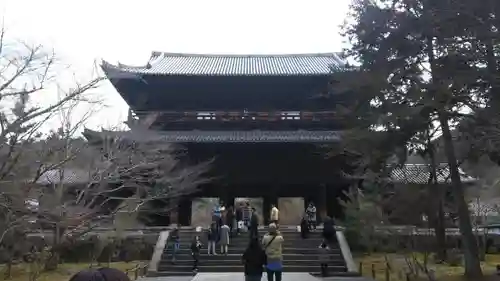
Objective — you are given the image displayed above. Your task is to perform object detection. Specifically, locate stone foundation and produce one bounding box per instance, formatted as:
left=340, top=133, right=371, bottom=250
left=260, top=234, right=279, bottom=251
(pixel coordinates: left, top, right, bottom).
left=278, top=197, right=304, bottom=225
left=190, top=197, right=305, bottom=227
left=191, top=197, right=219, bottom=227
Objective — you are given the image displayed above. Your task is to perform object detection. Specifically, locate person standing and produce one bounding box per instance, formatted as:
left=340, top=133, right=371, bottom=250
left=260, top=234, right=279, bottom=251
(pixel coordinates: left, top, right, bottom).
left=318, top=241, right=330, bottom=277
left=207, top=222, right=218, bottom=255
left=167, top=227, right=180, bottom=263
left=306, top=202, right=317, bottom=231
left=236, top=203, right=243, bottom=235
left=213, top=204, right=222, bottom=231
left=220, top=202, right=226, bottom=225
left=220, top=223, right=230, bottom=255
left=261, top=223, right=284, bottom=281
left=242, top=238, right=266, bottom=281
left=300, top=216, right=310, bottom=239
left=249, top=207, right=259, bottom=239
left=226, top=206, right=235, bottom=236
left=242, top=201, right=252, bottom=231
left=270, top=204, right=279, bottom=226
left=190, top=236, right=202, bottom=272
left=322, top=216, right=336, bottom=247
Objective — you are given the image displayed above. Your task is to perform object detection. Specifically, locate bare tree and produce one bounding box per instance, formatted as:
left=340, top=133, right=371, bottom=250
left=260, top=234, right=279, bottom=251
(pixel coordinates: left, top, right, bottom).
left=0, top=26, right=102, bottom=277
left=29, top=112, right=211, bottom=269
left=0, top=26, right=210, bottom=272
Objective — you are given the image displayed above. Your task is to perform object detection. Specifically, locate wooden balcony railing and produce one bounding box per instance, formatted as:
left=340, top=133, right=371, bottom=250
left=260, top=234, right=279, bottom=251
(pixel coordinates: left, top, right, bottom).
left=133, top=110, right=340, bottom=123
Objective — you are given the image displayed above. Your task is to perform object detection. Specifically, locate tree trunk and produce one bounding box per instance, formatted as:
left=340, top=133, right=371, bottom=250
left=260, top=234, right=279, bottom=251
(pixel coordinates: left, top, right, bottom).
left=317, top=184, right=328, bottom=223
left=438, top=111, right=482, bottom=278
left=426, top=135, right=447, bottom=262
left=435, top=197, right=447, bottom=262
left=484, top=17, right=500, bottom=108
left=45, top=225, right=61, bottom=271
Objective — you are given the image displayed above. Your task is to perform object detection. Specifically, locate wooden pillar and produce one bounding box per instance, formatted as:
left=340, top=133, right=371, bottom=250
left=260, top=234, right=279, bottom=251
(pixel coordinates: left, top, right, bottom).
left=227, top=195, right=236, bottom=208
left=317, top=184, right=327, bottom=224
left=219, top=187, right=235, bottom=208
left=263, top=192, right=278, bottom=225
left=177, top=196, right=192, bottom=226
left=263, top=196, right=271, bottom=226
left=304, top=194, right=314, bottom=210
left=169, top=209, right=178, bottom=225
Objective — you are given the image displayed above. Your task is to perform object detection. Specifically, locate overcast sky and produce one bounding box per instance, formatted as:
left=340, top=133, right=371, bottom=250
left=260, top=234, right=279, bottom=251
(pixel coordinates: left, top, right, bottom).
left=1, top=0, right=350, bottom=131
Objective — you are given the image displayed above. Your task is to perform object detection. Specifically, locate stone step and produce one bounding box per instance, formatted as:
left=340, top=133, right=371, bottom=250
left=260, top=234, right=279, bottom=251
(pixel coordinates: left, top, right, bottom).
left=159, top=258, right=346, bottom=267
left=178, top=231, right=324, bottom=236
left=156, top=264, right=348, bottom=273
left=168, top=234, right=333, bottom=240
left=167, top=236, right=326, bottom=242
left=160, top=253, right=344, bottom=261
left=158, top=228, right=348, bottom=276
left=180, top=237, right=330, bottom=244
left=147, top=271, right=196, bottom=277
left=175, top=230, right=320, bottom=236
left=149, top=271, right=359, bottom=277
left=164, top=241, right=330, bottom=249
left=163, top=247, right=342, bottom=255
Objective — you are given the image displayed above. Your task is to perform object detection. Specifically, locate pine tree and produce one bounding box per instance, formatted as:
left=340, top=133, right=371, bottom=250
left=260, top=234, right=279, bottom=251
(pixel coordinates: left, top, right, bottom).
left=338, top=0, right=497, bottom=277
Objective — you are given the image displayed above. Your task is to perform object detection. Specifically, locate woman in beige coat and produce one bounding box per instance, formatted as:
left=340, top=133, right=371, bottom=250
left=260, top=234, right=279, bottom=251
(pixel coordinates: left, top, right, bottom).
left=261, top=223, right=284, bottom=281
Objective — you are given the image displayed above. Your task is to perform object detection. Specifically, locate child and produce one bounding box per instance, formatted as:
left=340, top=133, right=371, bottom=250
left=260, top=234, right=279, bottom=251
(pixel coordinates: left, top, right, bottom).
left=190, top=236, right=202, bottom=272
left=219, top=224, right=230, bottom=255
left=207, top=222, right=218, bottom=255
left=319, top=241, right=330, bottom=277
left=168, top=227, right=180, bottom=263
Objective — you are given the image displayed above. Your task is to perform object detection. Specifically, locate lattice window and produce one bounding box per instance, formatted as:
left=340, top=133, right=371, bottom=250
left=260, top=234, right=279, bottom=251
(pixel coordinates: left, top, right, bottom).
left=280, top=111, right=301, bottom=120
left=196, top=112, right=216, bottom=120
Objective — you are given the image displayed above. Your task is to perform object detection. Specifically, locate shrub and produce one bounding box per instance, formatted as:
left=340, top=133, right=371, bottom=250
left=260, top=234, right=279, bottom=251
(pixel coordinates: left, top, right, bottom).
left=445, top=248, right=463, bottom=266
left=58, top=235, right=156, bottom=263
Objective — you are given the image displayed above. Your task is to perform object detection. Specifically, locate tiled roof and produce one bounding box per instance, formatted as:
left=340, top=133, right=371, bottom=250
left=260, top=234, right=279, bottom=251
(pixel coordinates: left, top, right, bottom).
left=84, top=129, right=341, bottom=143
left=390, top=164, right=476, bottom=184
left=102, top=52, right=345, bottom=76
left=36, top=168, right=92, bottom=185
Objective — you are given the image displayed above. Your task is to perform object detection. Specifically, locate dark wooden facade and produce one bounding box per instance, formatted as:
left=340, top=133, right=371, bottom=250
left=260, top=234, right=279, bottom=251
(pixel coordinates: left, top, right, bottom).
left=101, top=52, right=351, bottom=226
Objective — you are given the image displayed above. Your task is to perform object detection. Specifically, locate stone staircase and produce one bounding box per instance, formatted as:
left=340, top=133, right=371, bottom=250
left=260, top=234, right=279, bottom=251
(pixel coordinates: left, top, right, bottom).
left=151, top=227, right=356, bottom=277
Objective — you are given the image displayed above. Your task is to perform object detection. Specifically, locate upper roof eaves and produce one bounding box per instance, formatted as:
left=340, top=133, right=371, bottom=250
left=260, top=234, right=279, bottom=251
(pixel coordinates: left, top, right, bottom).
left=101, top=51, right=346, bottom=77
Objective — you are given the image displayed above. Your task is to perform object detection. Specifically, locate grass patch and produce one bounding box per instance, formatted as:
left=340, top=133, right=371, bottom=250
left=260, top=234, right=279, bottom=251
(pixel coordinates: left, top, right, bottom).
left=355, top=253, right=499, bottom=281
left=0, top=261, right=148, bottom=281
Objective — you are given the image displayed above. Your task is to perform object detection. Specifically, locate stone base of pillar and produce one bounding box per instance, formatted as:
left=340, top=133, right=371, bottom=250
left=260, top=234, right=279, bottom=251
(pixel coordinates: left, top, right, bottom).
left=278, top=197, right=304, bottom=225
left=169, top=210, right=178, bottom=225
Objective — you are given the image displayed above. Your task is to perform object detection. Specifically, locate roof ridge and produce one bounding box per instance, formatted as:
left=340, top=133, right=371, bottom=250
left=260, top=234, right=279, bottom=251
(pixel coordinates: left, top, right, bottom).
left=150, top=51, right=340, bottom=58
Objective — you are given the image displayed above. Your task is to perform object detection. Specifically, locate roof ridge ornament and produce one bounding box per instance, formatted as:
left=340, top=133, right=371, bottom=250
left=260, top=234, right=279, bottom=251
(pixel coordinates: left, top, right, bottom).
left=148, top=52, right=166, bottom=67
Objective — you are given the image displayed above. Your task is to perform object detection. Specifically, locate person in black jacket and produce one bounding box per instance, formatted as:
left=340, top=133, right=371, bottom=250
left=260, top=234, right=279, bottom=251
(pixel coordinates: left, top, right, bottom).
left=69, top=268, right=130, bottom=281
left=190, top=236, right=202, bottom=272
left=322, top=216, right=336, bottom=246
left=242, top=237, right=266, bottom=281
left=300, top=216, right=309, bottom=239
left=249, top=207, right=259, bottom=239
left=207, top=222, right=218, bottom=255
